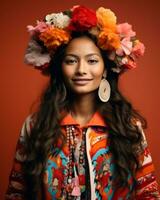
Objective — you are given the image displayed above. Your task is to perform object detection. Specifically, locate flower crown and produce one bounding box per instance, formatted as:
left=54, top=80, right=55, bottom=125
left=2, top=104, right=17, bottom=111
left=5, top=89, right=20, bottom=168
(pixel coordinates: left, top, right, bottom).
left=24, top=5, right=145, bottom=75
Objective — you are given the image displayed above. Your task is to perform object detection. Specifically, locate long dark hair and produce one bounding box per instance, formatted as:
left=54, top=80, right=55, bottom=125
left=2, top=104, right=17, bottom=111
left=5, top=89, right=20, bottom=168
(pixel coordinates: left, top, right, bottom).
left=23, top=32, right=147, bottom=199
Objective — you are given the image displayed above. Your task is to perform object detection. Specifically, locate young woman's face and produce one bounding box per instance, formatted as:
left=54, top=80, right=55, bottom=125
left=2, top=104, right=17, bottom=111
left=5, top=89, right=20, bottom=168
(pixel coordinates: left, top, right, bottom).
left=62, top=36, right=105, bottom=95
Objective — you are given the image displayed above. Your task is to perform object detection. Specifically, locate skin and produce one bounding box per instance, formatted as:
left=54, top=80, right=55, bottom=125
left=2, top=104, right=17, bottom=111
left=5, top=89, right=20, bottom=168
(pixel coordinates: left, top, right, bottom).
left=61, top=36, right=106, bottom=126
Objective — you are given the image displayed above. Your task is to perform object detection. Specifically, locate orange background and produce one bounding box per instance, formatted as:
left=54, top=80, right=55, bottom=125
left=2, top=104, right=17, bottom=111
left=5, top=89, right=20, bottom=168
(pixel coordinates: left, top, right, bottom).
left=1, top=0, right=160, bottom=198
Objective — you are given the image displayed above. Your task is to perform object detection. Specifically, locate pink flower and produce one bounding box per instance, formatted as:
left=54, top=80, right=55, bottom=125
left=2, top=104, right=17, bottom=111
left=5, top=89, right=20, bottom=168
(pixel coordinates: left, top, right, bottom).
left=117, top=23, right=136, bottom=38
left=116, top=37, right=133, bottom=56
left=124, top=59, right=137, bottom=69
left=27, top=21, right=48, bottom=36
left=108, top=51, right=116, bottom=60
left=132, top=41, right=145, bottom=58
left=71, top=5, right=80, bottom=11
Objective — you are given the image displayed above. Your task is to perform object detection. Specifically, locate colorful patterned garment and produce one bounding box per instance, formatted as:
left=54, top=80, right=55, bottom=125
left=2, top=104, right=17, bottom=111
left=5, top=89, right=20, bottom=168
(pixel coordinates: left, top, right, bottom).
left=5, top=112, right=160, bottom=199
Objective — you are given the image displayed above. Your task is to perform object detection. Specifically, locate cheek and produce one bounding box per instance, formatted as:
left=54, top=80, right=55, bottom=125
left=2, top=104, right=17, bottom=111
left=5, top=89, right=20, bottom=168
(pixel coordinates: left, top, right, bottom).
left=91, top=64, right=104, bottom=79
left=62, top=65, right=74, bottom=79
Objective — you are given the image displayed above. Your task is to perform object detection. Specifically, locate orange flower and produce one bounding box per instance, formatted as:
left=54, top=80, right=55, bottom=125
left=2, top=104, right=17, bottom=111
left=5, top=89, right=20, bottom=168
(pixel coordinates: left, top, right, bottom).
left=96, top=7, right=117, bottom=31
left=39, top=27, right=70, bottom=50
left=98, top=29, right=120, bottom=50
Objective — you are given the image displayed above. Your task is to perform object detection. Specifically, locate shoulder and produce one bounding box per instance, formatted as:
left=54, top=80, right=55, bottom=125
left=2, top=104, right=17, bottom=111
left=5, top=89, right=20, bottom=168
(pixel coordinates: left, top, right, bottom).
left=20, top=113, right=36, bottom=137
left=130, top=118, right=148, bottom=155
left=131, top=118, right=147, bottom=141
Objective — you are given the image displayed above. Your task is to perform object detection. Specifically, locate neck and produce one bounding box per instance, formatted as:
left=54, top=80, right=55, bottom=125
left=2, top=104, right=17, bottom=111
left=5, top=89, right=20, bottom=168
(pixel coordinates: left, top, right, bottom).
left=69, top=92, right=98, bottom=126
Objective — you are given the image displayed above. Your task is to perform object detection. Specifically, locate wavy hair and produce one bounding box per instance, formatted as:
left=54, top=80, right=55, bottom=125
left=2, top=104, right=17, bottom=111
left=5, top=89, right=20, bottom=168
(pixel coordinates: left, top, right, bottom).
left=23, top=32, right=147, bottom=199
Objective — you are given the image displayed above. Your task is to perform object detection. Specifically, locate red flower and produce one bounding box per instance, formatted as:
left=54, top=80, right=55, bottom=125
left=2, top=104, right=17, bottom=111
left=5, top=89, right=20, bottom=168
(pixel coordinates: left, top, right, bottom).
left=68, top=6, right=97, bottom=31
left=95, top=156, right=104, bottom=171
left=124, top=58, right=137, bottom=69
left=53, top=169, right=63, bottom=183
left=100, top=172, right=110, bottom=187
left=79, top=174, right=85, bottom=185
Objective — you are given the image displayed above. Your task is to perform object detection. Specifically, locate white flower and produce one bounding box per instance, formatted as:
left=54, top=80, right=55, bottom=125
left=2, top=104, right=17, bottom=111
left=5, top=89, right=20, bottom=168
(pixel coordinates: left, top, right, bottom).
left=45, top=12, right=70, bottom=28
left=121, top=57, right=128, bottom=64
left=24, top=40, right=51, bottom=67
left=111, top=66, right=121, bottom=73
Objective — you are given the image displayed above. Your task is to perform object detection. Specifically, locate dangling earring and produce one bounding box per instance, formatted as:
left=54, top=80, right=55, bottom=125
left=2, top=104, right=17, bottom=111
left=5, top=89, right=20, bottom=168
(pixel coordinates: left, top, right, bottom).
left=98, top=70, right=111, bottom=102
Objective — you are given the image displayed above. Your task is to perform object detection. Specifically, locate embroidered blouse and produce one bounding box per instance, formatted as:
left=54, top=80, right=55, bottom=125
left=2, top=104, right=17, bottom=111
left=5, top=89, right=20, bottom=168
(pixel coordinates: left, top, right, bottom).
left=5, top=112, right=160, bottom=199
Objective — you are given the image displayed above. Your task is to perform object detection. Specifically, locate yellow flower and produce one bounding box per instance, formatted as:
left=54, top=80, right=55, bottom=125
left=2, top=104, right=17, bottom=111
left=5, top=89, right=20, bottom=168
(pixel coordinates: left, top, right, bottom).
left=96, top=7, right=117, bottom=31
left=98, top=29, right=120, bottom=50
left=39, top=27, right=70, bottom=50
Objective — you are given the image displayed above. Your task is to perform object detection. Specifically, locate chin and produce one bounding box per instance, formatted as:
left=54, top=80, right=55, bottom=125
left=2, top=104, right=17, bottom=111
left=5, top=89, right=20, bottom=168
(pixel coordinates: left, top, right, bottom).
left=70, top=87, right=98, bottom=95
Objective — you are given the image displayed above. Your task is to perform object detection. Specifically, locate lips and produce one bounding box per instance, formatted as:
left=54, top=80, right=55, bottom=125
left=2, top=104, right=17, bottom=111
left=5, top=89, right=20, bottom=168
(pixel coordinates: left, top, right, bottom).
left=72, top=78, right=93, bottom=85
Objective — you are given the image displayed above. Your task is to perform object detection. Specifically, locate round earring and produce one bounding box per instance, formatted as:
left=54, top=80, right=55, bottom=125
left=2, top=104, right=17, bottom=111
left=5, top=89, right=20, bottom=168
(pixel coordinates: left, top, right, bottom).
left=98, top=71, right=111, bottom=102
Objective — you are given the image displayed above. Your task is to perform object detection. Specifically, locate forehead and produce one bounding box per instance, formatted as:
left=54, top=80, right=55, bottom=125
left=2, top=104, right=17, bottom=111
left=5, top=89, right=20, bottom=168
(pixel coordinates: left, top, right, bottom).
left=64, top=36, right=101, bottom=56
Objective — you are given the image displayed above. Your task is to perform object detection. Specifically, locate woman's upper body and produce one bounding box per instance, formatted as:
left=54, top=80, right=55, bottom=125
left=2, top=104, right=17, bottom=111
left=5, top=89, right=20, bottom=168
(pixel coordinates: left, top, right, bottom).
left=6, top=5, right=160, bottom=200
left=6, top=112, right=160, bottom=199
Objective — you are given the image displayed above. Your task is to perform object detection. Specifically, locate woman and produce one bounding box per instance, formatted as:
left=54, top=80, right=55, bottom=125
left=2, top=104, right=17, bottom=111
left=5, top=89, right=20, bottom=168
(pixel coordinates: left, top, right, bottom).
left=6, top=5, right=160, bottom=200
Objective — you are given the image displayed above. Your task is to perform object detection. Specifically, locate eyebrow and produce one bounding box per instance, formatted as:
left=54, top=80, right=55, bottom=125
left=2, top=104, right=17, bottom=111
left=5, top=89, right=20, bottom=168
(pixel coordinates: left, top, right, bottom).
left=64, top=53, right=101, bottom=58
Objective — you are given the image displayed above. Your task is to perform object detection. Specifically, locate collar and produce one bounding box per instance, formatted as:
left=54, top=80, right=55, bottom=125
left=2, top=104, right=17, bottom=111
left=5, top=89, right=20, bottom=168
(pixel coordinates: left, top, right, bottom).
left=60, top=111, right=107, bottom=128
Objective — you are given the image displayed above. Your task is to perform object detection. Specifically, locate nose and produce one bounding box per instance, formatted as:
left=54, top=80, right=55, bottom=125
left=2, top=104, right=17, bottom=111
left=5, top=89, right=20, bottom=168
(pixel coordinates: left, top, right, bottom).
left=76, top=60, right=87, bottom=75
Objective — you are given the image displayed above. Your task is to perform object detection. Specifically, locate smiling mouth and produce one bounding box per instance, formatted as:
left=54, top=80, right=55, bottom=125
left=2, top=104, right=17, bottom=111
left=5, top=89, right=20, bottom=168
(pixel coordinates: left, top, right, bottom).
left=72, top=78, right=93, bottom=85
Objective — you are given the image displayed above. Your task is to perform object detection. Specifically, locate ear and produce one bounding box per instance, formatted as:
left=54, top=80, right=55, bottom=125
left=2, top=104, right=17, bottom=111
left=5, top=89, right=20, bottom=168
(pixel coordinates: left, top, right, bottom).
left=102, top=69, right=107, bottom=78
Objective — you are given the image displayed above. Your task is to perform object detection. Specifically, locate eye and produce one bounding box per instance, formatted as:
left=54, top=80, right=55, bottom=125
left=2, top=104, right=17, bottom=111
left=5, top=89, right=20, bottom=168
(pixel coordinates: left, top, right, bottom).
left=88, top=59, right=99, bottom=64
left=64, top=58, right=77, bottom=65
